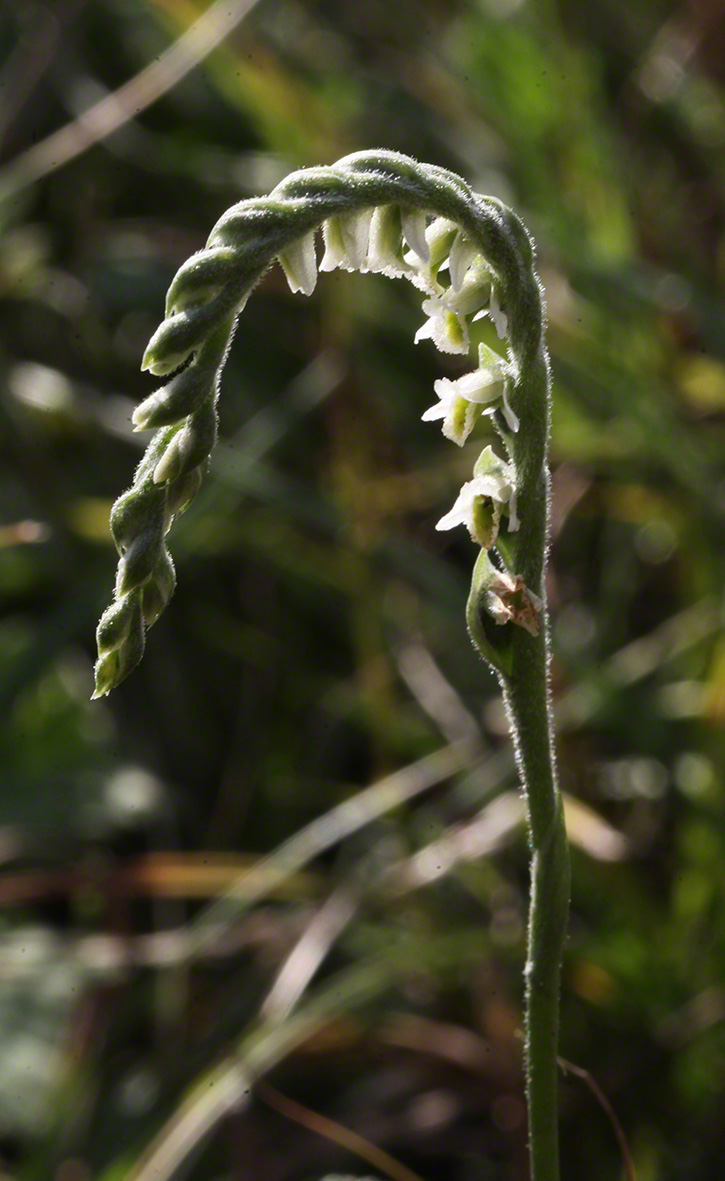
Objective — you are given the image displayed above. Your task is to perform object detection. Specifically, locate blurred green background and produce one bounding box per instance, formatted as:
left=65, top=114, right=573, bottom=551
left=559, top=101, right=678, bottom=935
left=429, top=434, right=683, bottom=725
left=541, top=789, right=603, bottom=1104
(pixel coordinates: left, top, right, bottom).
left=0, top=1, right=724, bottom=1178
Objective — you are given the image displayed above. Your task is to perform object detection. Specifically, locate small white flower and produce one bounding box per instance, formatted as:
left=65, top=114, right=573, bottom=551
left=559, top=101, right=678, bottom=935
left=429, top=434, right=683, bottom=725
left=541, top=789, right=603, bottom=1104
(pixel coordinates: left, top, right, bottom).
left=421, top=351, right=510, bottom=444
left=422, top=387, right=482, bottom=446
left=448, top=232, right=478, bottom=292
left=319, top=216, right=347, bottom=272
left=446, top=257, right=492, bottom=316
left=415, top=295, right=469, bottom=355
left=476, top=342, right=519, bottom=433
left=436, top=447, right=517, bottom=547
left=366, top=205, right=405, bottom=275
left=340, top=208, right=373, bottom=269
left=401, top=209, right=430, bottom=263
left=320, top=210, right=373, bottom=272
left=473, top=443, right=518, bottom=530
left=278, top=231, right=317, bottom=296
left=425, top=218, right=458, bottom=268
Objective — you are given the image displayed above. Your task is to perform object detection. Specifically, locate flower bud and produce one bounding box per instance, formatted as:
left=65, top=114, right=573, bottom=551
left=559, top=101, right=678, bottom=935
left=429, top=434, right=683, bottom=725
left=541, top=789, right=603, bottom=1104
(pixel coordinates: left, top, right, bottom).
left=166, top=465, right=203, bottom=520
left=115, top=515, right=165, bottom=597
left=165, top=247, right=236, bottom=316
left=141, top=548, right=176, bottom=627
left=153, top=399, right=217, bottom=485
left=92, top=592, right=145, bottom=697
left=132, top=361, right=216, bottom=431
left=110, top=482, right=166, bottom=555
left=142, top=304, right=221, bottom=376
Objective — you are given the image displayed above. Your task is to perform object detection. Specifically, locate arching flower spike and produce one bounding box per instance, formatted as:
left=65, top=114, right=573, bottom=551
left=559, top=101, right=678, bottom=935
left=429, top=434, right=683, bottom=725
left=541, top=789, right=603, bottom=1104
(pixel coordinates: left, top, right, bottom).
left=91, top=150, right=569, bottom=1181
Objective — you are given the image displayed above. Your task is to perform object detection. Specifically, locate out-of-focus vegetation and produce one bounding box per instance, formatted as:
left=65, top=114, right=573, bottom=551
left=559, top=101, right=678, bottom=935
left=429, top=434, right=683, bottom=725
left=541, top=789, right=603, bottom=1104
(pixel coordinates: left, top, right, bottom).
left=0, top=1, right=724, bottom=1178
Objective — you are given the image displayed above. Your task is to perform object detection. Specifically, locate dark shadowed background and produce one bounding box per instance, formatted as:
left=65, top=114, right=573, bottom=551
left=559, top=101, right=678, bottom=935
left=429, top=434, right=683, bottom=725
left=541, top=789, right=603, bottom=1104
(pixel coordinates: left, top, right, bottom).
left=1, top=1, right=724, bottom=1178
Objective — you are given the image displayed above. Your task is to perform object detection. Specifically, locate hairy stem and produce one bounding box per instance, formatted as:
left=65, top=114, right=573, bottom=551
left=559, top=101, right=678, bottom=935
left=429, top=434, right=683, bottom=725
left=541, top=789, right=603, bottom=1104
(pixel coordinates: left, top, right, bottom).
left=472, top=266, right=570, bottom=1178
left=505, top=655, right=570, bottom=1180
left=94, top=149, right=571, bottom=1178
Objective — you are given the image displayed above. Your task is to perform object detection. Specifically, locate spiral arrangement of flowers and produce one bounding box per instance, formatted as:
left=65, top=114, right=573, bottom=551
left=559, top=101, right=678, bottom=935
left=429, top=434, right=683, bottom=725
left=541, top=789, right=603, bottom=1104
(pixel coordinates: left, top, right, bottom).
left=94, top=150, right=547, bottom=698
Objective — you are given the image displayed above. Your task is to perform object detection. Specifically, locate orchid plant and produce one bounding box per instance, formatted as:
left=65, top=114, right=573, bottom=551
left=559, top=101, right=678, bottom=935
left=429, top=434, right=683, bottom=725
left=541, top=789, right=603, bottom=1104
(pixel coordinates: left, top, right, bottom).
left=92, top=151, right=570, bottom=1181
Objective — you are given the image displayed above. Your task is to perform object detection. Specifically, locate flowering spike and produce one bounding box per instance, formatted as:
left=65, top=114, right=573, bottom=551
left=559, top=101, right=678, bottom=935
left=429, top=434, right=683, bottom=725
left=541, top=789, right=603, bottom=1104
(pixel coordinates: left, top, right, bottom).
left=94, top=152, right=542, bottom=700
left=91, top=151, right=566, bottom=1181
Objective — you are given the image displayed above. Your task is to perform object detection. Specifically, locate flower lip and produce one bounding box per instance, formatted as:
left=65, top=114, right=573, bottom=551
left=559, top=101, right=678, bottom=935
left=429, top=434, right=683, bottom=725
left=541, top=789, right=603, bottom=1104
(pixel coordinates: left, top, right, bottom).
left=414, top=295, right=470, bottom=355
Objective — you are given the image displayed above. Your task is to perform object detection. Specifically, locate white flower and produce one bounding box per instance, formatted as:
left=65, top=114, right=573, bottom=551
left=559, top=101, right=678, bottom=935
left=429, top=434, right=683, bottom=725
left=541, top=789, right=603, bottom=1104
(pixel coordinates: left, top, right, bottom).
left=448, top=232, right=478, bottom=292
left=476, top=343, right=519, bottom=433
left=339, top=207, right=372, bottom=268
left=445, top=256, right=492, bottom=316
left=425, top=218, right=458, bottom=269
left=366, top=205, right=404, bottom=275
left=320, top=209, right=373, bottom=272
left=319, top=216, right=347, bottom=272
left=436, top=446, right=518, bottom=547
left=473, top=443, right=518, bottom=530
left=278, top=231, right=317, bottom=296
left=401, top=209, right=430, bottom=263
left=415, top=295, right=469, bottom=355
left=421, top=351, right=510, bottom=445
left=422, top=386, right=482, bottom=446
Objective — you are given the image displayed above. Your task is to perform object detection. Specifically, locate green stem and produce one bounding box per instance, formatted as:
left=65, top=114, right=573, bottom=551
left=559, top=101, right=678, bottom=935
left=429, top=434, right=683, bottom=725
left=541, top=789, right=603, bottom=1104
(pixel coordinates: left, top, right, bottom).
left=503, top=227, right=569, bottom=1181
left=468, top=232, right=570, bottom=1176
left=505, top=649, right=570, bottom=1181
